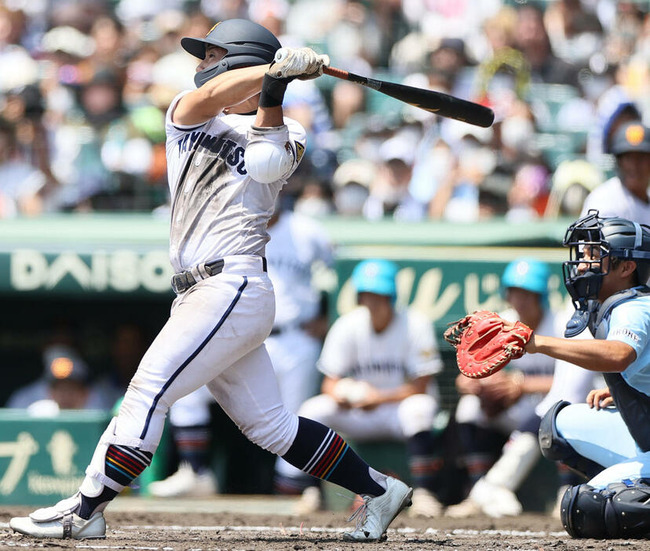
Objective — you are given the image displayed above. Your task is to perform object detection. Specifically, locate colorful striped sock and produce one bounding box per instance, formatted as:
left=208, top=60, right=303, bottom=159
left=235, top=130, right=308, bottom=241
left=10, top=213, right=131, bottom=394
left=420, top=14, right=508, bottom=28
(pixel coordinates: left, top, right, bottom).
left=407, top=431, right=443, bottom=490
left=105, top=445, right=153, bottom=487
left=173, top=424, right=211, bottom=473
left=281, top=417, right=386, bottom=497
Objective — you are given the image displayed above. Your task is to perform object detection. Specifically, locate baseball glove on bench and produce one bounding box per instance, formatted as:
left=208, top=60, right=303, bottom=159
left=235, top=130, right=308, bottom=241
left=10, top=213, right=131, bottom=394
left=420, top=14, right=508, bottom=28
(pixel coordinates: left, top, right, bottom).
left=443, top=310, right=533, bottom=379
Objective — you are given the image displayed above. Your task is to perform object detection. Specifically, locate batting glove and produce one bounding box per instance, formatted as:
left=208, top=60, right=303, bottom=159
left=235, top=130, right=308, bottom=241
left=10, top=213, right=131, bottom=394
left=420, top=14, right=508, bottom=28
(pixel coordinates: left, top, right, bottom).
left=268, top=47, right=330, bottom=81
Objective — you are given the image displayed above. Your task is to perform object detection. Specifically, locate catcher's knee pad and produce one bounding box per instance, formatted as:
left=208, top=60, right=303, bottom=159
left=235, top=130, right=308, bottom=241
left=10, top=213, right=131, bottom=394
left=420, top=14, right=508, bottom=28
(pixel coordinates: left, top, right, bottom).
left=397, top=393, right=437, bottom=437
left=539, top=400, right=603, bottom=479
left=561, top=481, right=650, bottom=539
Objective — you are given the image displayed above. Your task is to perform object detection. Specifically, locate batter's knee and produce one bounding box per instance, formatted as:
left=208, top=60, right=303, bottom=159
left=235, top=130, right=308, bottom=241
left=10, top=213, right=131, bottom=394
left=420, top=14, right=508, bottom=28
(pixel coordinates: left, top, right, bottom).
left=238, top=405, right=299, bottom=456
left=397, top=393, right=438, bottom=437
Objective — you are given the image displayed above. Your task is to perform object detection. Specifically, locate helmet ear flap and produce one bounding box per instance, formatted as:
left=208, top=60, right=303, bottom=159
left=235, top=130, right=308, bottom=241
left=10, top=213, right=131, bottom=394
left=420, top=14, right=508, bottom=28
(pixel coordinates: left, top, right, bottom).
left=194, top=60, right=229, bottom=87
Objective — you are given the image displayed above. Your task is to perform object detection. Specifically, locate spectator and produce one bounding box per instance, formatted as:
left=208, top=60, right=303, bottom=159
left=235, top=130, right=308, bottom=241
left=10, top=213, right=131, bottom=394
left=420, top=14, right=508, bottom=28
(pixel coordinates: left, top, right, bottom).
left=363, top=134, right=424, bottom=221
left=511, top=4, right=580, bottom=86
left=505, top=162, right=550, bottom=223
left=276, top=259, right=446, bottom=518
left=331, top=158, right=374, bottom=217
left=0, top=118, right=47, bottom=217
left=544, top=158, right=602, bottom=218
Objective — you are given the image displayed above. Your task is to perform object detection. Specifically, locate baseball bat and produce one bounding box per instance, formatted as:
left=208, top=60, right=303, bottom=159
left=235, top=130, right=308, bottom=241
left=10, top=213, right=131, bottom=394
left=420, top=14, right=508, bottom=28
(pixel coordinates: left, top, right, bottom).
left=323, top=66, right=495, bottom=128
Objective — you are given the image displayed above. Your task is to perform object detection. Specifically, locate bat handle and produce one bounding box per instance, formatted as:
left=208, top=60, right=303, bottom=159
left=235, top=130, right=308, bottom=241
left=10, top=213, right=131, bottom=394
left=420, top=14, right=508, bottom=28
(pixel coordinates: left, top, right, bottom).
left=322, top=66, right=349, bottom=80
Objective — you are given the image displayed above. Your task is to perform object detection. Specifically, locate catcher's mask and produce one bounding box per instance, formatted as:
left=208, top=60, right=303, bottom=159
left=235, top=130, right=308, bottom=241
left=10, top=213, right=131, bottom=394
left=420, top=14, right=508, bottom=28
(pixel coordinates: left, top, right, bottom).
left=181, top=19, right=281, bottom=88
left=562, top=210, right=650, bottom=335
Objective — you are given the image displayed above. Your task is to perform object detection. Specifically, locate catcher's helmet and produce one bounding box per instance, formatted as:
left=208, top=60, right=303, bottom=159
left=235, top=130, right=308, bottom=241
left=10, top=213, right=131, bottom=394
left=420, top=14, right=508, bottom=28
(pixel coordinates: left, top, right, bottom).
left=501, top=257, right=550, bottom=305
left=610, top=121, right=650, bottom=156
left=352, top=259, right=399, bottom=300
left=562, top=209, right=650, bottom=304
left=181, top=19, right=281, bottom=87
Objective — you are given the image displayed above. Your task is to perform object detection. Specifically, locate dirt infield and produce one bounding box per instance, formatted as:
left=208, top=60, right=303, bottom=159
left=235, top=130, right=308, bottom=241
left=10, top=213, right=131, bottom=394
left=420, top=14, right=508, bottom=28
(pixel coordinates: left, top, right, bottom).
left=2, top=499, right=650, bottom=550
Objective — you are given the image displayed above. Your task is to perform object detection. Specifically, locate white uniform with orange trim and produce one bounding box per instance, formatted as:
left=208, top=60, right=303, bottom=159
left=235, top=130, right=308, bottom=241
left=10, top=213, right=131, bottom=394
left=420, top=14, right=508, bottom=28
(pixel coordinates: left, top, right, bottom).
left=94, top=92, right=308, bottom=472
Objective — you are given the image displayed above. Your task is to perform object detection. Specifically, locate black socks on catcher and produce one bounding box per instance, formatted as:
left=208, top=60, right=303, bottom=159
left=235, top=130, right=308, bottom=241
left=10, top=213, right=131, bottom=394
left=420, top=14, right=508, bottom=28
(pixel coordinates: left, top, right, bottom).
left=282, top=417, right=387, bottom=497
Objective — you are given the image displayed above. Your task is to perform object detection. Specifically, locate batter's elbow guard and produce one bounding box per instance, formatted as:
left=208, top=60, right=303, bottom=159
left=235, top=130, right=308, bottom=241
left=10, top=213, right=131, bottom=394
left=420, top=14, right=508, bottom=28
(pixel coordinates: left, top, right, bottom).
left=245, top=125, right=295, bottom=183
left=538, top=400, right=603, bottom=479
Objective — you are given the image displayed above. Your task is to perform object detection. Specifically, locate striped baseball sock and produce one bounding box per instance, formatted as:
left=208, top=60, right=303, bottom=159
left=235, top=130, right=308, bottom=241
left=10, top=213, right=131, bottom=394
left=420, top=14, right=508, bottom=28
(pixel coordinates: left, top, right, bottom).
left=78, top=445, right=153, bottom=520
left=407, top=431, right=443, bottom=490
left=281, top=417, right=387, bottom=497
left=104, top=444, right=153, bottom=487
left=173, top=424, right=211, bottom=473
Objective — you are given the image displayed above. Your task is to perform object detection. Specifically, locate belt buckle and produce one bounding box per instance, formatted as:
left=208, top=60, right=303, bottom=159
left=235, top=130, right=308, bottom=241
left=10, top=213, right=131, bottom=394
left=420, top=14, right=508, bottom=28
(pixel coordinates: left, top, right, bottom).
left=171, top=272, right=193, bottom=294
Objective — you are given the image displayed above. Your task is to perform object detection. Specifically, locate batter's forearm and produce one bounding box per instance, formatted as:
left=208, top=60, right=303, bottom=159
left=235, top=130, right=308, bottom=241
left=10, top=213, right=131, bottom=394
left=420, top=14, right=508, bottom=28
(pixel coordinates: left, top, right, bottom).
left=175, top=65, right=270, bottom=125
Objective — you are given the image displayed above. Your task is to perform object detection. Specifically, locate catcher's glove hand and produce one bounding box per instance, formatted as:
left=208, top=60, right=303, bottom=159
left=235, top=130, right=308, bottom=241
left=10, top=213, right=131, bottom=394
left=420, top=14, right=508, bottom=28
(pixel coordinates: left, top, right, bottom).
left=443, top=310, right=533, bottom=379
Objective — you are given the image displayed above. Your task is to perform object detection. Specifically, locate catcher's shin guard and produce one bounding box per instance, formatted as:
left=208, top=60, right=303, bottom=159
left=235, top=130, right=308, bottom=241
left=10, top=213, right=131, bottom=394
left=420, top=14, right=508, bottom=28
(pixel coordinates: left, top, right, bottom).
left=561, top=481, right=650, bottom=538
left=538, top=401, right=603, bottom=479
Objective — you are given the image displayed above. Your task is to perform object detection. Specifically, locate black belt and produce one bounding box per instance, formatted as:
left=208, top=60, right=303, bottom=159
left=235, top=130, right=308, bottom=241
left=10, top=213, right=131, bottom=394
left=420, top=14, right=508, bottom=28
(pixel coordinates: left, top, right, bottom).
left=171, top=257, right=267, bottom=294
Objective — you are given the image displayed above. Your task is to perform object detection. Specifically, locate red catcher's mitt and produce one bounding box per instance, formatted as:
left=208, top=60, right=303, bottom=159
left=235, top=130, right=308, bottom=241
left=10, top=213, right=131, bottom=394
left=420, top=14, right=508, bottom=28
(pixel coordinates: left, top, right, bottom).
left=443, top=310, right=533, bottom=379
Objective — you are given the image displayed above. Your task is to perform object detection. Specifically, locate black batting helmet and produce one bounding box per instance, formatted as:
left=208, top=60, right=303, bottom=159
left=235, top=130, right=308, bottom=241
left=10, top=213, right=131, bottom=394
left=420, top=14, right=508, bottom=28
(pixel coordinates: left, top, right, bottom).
left=181, top=19, right=281, bottom=88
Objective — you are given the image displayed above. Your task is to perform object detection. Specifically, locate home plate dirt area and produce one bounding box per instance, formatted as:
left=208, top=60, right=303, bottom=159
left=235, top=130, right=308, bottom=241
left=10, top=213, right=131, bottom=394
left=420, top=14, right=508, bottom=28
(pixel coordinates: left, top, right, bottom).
left=2, top=496, right=650, bottom=551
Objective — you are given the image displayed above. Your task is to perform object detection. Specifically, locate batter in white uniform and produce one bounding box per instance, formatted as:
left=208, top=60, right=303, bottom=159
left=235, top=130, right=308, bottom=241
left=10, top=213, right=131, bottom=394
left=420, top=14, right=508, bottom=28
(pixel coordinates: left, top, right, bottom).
left=10, top=20, right=412, bottom=543
left=148, top=199, right=333, bottom=498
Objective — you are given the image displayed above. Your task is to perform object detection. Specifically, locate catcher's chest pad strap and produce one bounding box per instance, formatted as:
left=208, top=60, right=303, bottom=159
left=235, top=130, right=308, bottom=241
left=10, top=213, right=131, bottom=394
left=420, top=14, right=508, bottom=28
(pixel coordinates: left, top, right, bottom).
left=591, top=285, right=650, bottom=339
left=603, top=371, right=650, bottom=452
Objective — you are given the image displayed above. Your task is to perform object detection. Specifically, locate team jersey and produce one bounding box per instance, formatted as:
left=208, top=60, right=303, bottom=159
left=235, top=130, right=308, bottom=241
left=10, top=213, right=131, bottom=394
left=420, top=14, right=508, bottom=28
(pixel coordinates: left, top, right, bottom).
left=266, top=211, right=333, bottom=328
left=600, top=292, right=650, bottom=395
left=165, top=91, right=307, bottom=272
left=317, top=306, right=443, bottom=389
left=581, top=176, right=650, bottom=225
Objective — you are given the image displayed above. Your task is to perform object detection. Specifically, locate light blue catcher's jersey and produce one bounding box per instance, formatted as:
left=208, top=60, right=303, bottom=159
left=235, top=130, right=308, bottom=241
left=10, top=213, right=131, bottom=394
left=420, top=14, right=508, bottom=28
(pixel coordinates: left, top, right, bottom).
left=599, top=292, right=650, bottom=396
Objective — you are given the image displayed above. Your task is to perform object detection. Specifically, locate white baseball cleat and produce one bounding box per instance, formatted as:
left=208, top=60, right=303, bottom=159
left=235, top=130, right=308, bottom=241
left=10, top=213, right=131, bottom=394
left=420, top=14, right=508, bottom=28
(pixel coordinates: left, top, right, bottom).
left=147, top=462, right=218, bottom=498
left=10, top=494, right=106, bottom=540
left=343, top=476, right=413, bottom=542
left=408, top=487, right=444, bottom=518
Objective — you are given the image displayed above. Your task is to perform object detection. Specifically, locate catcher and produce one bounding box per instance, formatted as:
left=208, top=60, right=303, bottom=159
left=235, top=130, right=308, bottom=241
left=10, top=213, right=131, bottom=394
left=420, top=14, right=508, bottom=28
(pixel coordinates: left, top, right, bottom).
left=444, top=257, right=558, bottom=518
left=447, top=211, right=650, bottom=539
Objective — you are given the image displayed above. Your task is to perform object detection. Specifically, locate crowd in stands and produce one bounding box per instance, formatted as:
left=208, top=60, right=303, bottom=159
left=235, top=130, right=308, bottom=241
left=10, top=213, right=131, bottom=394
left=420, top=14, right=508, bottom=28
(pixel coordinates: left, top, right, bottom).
left=0, top=0, right=648, bottom=221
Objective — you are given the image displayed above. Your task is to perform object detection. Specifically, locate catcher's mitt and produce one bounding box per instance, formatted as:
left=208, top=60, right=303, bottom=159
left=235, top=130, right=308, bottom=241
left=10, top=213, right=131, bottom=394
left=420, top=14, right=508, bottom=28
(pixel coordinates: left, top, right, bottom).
left=443, top=310, right=533, bottom=379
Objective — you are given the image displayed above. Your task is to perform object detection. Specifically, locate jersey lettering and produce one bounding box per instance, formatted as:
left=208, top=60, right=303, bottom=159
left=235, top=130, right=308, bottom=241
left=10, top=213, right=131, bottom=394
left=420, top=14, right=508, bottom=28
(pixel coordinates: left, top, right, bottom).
left=177, top=132, right=247, bottom=176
